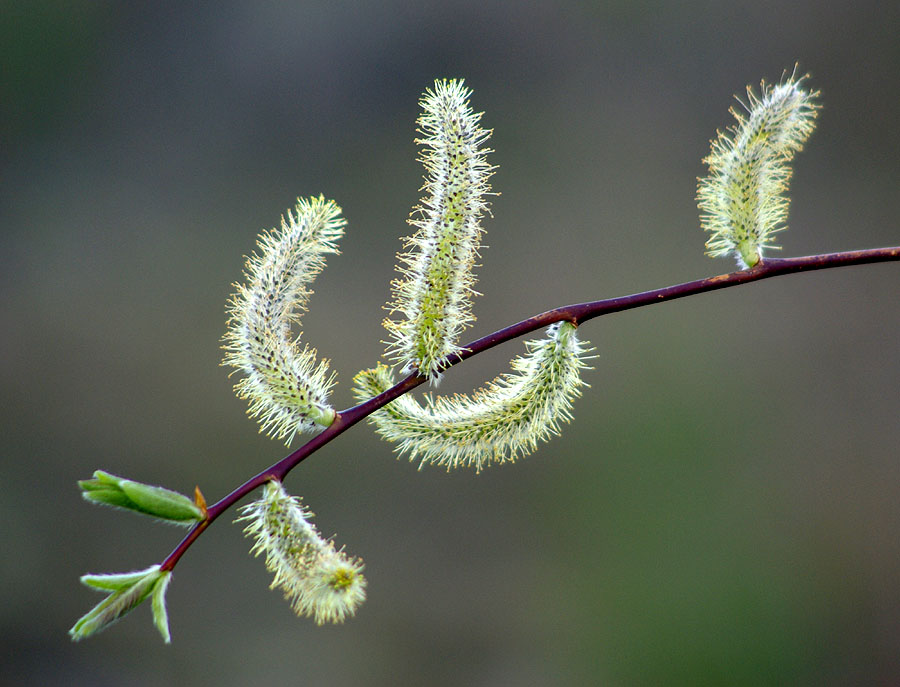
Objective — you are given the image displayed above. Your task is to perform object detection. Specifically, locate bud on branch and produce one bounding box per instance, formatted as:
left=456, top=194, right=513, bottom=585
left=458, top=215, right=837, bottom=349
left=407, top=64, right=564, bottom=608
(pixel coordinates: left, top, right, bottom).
left=79, top=470, right=205, bottom=525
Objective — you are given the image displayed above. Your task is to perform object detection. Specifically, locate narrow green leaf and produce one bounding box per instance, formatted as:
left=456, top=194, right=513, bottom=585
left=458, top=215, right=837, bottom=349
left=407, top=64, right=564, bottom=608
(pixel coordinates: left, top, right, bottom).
left=151, top=572, right=173, bottom=643
left=91, top=470, right=122, bottom=486
left=81, top=487, right=134, bottom=510
left=77, top=478, right=109, bottom=492
left=81, top=570, right=157, bottom=591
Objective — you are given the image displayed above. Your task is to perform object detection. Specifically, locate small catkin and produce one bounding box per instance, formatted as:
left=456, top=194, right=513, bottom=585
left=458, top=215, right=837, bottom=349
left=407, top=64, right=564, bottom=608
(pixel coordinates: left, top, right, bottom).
left=384, top=79, right=494, bottom=380
left=698, top=70, right=819, bottom=267
left=238, top=480, right=366, bottom=625
left=354, top=322, right=592, bottom=472
left=223, top=196, right=345, bottom=443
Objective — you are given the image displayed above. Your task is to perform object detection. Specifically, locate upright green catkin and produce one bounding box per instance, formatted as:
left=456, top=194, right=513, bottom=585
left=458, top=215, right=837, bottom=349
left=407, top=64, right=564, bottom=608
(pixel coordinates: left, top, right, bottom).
left=698, top=70, right=819, bottom=267
left=384, top=79, right=494, bottom=380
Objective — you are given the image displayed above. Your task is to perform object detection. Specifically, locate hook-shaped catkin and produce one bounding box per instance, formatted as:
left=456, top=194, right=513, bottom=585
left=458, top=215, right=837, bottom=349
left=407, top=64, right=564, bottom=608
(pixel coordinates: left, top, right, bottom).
left=355, top=322, right=592, bottom=472
left=384, top=79, right=494, bottom=381
left=223, top=196, right=344, bottom=443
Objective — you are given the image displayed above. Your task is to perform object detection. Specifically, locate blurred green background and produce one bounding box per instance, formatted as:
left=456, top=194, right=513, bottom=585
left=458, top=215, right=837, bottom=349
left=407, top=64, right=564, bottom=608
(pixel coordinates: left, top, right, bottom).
left=2, top=1, right=898, bottom=685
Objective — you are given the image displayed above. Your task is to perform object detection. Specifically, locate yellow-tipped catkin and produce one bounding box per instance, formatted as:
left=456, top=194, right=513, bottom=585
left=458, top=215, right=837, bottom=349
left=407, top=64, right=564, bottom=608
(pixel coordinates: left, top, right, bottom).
left=223, top=196, right=345, bottom=443
left=698, top=70, right=819, bottom=267
left=354, top=322, right=591, bottom=472
left=384, top=79, right=494, bottom=380
left=238, top=480, right=366, bottom=625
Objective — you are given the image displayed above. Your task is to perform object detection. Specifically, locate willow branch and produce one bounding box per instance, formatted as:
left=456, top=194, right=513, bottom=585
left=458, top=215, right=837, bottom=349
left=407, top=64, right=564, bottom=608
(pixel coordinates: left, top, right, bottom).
left=160, top=245, right=899, bottom=571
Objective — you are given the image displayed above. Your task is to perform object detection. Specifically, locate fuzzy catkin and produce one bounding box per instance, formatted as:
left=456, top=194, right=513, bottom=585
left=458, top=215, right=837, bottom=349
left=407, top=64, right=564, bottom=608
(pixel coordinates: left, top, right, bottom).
left=384, top=79, right=494, bottom=380
left=698, top=71, right=818, bottom=267
left=238, top=481, right=366, bottom=625
left=355, top=322, right=591, bottom=471
left=223, top=196, right=344, bottom=443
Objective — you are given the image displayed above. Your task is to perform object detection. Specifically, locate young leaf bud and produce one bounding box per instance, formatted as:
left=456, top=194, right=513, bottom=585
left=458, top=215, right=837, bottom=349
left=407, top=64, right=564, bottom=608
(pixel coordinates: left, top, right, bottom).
left=79, top=470, right=205, bottom=525
left=384, top=79, right=494, bottom=380
left=70, top=565, right=171, bottom=642
left=698, top=69, right=819, bottom=267
left=223, top=196, right=344, bottom=443
left=237, top=480, right=366, bottom=624
left=355, top=321, right=592, bottom=471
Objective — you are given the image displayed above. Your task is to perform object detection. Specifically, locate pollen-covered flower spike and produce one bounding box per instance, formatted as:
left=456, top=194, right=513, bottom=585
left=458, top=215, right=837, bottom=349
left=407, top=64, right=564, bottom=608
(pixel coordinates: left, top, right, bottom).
left=355, top=321, right=592, bottom=472
left=237, top=480, right=366, bottom=625
left=223, top=196, right=345, bottom=443
left=384, top=78, right=494, bottom=381
left=698, top=68, right=819, bottom=268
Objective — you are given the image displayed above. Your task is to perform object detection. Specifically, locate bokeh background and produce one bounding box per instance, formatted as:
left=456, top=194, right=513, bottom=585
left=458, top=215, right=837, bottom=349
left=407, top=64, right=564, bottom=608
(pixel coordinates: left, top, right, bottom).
left=2, top=2, right=898, bottom=685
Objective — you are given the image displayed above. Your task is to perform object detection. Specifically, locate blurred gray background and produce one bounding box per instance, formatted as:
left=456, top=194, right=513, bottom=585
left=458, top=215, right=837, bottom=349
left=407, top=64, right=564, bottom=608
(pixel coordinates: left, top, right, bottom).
left=2, top=1, right=898, bottom=685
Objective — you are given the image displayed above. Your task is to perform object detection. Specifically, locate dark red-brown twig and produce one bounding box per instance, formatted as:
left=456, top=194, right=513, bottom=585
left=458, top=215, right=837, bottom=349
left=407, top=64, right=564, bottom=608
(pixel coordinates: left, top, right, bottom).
left=160, top=245, right=899, bottom=571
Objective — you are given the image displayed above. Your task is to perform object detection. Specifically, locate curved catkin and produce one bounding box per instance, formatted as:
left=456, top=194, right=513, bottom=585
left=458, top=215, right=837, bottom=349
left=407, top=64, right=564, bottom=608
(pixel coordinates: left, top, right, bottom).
left=354, top=322, right=591, bottom=472
left=384, top=79, right=494, bottom=380
left=698, top=71, right=819, bottom=267
left=223, top=196, right=344, bottom=443
left=238, top=481, right=366, bottom=625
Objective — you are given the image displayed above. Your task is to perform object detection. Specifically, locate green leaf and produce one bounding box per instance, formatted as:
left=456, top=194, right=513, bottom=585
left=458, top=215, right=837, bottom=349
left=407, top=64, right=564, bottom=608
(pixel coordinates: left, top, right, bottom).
left=81, top=486, right=134, bottom=510
left=81, top=570, right=158, bottom=591
left=90, top=470, right=122, bottom=486
left=151, top=572, right=173, bottom=643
